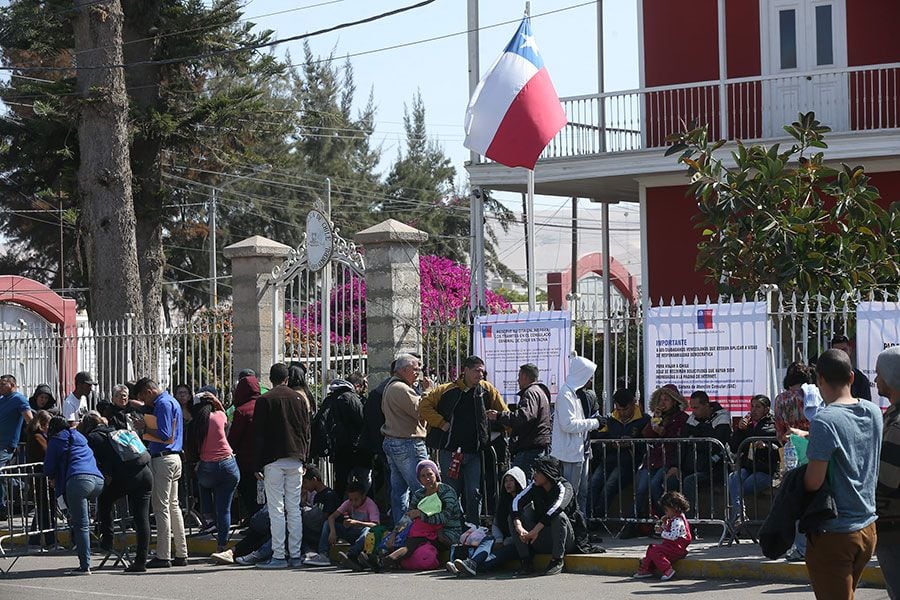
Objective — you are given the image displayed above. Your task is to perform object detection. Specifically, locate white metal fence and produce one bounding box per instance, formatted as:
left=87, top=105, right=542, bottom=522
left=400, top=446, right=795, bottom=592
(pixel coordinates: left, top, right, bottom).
left=0, top=313, right=233, bottom=406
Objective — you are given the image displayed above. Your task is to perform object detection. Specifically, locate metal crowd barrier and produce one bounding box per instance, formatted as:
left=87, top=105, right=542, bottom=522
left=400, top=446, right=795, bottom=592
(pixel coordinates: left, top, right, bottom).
left=0, top=462, right=61, bottom=574
left=725, top=435, right=781, bottom=545
left=587, top=437, right=735, bottom=543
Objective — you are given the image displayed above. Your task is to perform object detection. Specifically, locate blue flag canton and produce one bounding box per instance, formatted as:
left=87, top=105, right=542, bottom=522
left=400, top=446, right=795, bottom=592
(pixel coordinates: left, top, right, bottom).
left=503, top=17, right=545, bottom=70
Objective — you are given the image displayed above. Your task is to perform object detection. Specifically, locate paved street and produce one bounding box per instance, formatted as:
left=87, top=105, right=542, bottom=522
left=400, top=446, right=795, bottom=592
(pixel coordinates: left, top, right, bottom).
left=0, top=555, right=890, bottom=600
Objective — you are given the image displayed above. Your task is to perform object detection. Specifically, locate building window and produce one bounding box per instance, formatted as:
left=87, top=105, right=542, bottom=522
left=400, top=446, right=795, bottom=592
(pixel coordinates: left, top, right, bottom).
left=779, top=9, right=797, bottom=70
left=815, top=5, right=834, bottom=66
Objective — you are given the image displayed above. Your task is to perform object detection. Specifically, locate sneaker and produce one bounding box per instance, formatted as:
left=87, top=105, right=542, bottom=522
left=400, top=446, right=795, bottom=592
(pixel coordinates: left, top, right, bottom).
left=633, top=571, right=654, bottom=579
left=256, top=557, right=288, bottom=569
left=198, top=521, right=217, bottom=535
left=172, top=556, right=188, bottom=567
left=303, top=552, right=331, bottom=567
left=124, top=563, right=146, bottom=573
left=661, top=569, right=676, bottom=581
left=146, top=557, right=171, bottom=569
left=445, top=560, right=459, bottom=575
left=457, top=558, right=477, bottom=577
left=210, top=549, right=234, bottom=565
left=356, top=552, right=373, bottom=571
left=785, top=547, right=805, bottom=562
left=379, top=554, right=397, bottom=571
left=339, top=552, right=362, bottom=571
left=288, top=558, right=305, bottom=568
left=543, top=558, right=564, bottom=576
left=235, top=551, right=262, bottom=566
left=65, top=568, right=91, bottom=576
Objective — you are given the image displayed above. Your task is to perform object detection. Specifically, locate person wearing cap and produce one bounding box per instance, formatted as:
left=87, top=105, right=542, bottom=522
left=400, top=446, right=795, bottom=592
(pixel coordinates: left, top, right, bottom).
left=63, top=371, right=95, bottom=424
left=875, top=345, right=900, bottom=599
left=550, top=356, right=603, bottom=513
left=134, top=377, right=188, bottom=568
left=510, top=455, right=576, bottom=576
left=831, top=334, right=872, bottom=401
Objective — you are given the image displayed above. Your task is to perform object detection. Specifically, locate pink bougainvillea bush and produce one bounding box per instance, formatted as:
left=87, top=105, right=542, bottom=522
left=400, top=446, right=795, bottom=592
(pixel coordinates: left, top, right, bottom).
left=284, top=255, right=511, bottom=354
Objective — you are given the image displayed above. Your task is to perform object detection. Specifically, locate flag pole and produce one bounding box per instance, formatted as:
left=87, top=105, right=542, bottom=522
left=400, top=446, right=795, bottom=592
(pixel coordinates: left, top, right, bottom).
left=527, top=168, right=536, bottom=311
left=524, top=1, right=536, bottom=312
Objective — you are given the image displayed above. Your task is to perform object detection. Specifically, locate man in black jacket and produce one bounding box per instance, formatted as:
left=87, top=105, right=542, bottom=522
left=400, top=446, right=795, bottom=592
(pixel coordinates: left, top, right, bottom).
left=324, top=373, right=371, bottom=500
left=666, top=390, right=732, bottom=518
left=253, top=363, right=311, bottom=569
left=727, top=394, right=777, bottom=525
left=511, top=455, right=576, bottom=576
left=488, top=363, right=551, bottom=475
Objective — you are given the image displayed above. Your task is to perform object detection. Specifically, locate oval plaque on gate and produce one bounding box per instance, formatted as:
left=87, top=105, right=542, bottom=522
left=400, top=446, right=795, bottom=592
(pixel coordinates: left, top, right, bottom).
left=306, top=209, right=334, bottom=272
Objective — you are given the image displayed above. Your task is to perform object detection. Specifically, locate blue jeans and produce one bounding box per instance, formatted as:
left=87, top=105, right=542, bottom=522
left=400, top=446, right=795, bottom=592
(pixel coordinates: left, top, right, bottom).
left=590, top=463, right=635, bottom=518
left=382, top=437, right=427, bottom=525
left=196, top=456, right=240, bottom=547
left=318, top=521, right=368, bottom=557
left=510, top=448, right=547, bottom=476
left=0, top=447, right=14, bottom=510
left=66, top=474, right=104, bottom=571
left=727, top=468, right=772, bottom=517
left=634, top=466, right=667, bottom=517
left=439, top=449, right=482, bottom=525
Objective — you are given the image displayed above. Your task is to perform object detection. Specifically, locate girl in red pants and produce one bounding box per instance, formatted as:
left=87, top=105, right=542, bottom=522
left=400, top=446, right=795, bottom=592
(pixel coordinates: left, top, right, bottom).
left=634, top=491, right=692, bottom=581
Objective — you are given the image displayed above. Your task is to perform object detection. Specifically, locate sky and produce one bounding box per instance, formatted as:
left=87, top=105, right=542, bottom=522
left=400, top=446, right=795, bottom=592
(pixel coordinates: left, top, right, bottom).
left=242, top=0, right=644, bottom=284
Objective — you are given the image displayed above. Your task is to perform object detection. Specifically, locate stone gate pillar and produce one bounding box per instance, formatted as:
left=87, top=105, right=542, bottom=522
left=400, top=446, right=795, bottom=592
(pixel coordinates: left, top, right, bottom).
left=355, top=219, right=428, bottom=389
left=224, top=235, right=291, bottom=388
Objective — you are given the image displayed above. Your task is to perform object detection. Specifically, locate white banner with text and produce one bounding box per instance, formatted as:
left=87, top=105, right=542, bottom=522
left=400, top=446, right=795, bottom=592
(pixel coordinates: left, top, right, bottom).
left=474, top=311, right=572, bottom=406
left=646, top=301, right=768, bottom=414
left=856, top=300, right=900, bottom=409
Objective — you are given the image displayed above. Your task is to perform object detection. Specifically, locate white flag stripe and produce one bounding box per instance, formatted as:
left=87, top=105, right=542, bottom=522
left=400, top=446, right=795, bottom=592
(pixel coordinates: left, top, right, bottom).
left=464, top=51, right=538, bottom=155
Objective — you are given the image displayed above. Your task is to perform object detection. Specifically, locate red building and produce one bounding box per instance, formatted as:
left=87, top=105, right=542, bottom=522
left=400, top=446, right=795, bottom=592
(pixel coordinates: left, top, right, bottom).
left=466, top=0, right=900, bottom=305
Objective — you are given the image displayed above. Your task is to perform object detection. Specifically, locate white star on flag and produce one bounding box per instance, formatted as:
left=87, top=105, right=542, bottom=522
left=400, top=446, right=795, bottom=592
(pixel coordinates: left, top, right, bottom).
left=519, top=33, right=540, bottom=53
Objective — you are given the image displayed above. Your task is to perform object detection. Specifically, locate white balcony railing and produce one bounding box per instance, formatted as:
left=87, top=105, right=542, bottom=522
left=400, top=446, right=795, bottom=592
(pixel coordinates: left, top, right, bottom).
left=536, top=63, right=900, bottom=161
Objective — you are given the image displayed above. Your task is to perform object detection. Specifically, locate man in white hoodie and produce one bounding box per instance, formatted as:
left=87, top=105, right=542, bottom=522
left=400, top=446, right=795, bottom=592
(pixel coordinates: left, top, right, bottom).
left=551, top=356, right=603, bottom=515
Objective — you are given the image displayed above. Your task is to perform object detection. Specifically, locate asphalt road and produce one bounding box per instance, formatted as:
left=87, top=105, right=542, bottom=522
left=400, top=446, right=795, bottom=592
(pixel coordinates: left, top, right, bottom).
left=0, top=555, right=890, bottom=600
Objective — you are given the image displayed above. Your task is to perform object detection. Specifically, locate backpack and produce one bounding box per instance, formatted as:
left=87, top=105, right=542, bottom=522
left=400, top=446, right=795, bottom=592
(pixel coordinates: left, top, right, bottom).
left=309, top=396, right=335, bottom=460
left=108, top=429, right=149, bottom=463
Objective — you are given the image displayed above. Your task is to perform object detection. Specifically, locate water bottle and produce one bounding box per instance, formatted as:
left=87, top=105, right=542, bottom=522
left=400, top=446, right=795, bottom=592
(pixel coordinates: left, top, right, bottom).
left=783, top=440, right=798, bottom=472
left=256, top=479, right=266, bottom=504
left=448, top=448, right=463, bottom=479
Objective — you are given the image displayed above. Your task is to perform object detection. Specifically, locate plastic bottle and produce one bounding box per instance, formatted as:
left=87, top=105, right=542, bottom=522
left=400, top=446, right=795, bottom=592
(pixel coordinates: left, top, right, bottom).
left=448, top=448, right=463, bottom=479
left=783, top=440, right=798, bottom=472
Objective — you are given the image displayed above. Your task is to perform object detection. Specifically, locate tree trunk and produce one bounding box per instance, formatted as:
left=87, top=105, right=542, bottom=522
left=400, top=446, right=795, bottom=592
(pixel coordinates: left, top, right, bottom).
left=123, top=0, right=164, bottom=374
left=74, top=0, right=143, bottom=324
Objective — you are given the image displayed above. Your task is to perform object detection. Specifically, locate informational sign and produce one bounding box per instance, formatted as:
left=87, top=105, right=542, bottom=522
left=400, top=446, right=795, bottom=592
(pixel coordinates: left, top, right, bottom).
left=856, top=301, right=900, bottom=409
left=474, top=311, right=571, bottom=406
left=306, top=209, right=334, bottom=272
left=646, top=301, right=767, bottom=414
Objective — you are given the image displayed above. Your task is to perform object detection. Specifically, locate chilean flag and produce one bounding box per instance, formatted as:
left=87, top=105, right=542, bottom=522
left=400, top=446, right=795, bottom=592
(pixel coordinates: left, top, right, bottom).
left=464, top=16, right=567, bottom=170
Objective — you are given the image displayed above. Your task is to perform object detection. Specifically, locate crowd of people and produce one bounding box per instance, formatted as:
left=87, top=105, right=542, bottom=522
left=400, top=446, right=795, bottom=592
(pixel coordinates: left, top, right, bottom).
left=0, top=340, right=897, bottom=599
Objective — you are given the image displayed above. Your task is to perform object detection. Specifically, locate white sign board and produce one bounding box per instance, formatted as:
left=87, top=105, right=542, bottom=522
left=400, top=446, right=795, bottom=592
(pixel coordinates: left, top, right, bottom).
left=856, top=300, right=900, bottom=409
left=646, top=301, right=767, bottom=414
left=306, top=209, right=334, bottom=272
left=474, top=311, right=571, bottom=406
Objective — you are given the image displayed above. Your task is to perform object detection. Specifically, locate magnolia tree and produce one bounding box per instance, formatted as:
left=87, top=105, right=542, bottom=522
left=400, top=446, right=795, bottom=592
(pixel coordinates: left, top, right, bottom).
left=285, top=255, right=511, bottom=357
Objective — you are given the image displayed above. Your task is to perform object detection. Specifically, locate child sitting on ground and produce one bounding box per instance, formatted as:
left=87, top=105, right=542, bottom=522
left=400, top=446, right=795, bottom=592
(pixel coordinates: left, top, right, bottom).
left=633, top=491, right=692, bottom=581
left=305, top=480, right=380, bottom=568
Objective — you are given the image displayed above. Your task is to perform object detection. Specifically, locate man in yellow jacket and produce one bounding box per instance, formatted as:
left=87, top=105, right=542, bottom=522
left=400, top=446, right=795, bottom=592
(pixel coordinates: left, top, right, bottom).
left=420, top=356, right=508, bottom=524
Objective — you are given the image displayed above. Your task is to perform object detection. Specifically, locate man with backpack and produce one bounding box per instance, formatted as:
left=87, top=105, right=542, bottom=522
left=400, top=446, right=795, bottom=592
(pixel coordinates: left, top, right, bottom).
left=315, top=373, right=371, bottom=500
left=79, top=411, right=153, bottom=573
left=420, top=355, right=508, bottom=525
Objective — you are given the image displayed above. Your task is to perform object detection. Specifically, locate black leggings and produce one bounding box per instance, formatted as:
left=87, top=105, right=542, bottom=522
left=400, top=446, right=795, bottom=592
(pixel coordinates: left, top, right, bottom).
left=98, top=467, right=153, bottom=565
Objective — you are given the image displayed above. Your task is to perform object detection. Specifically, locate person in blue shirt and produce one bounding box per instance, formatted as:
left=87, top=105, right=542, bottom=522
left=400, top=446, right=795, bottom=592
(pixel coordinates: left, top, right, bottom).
left=0, top=374, right=33, bottom=519
left=800, top=349, right=883, bottom=600
left=134, top=377, right=188, bottom=569
left=43, top=416, right=104, bottom=575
